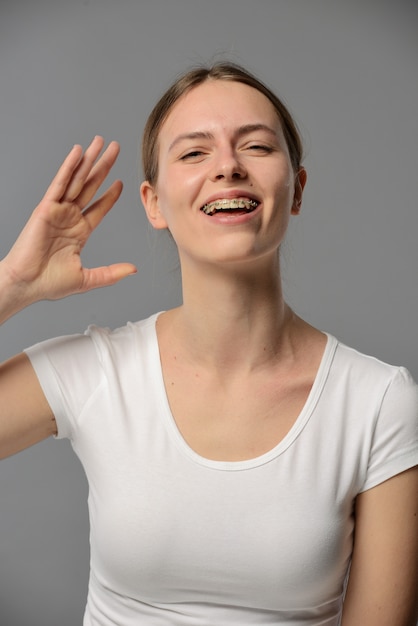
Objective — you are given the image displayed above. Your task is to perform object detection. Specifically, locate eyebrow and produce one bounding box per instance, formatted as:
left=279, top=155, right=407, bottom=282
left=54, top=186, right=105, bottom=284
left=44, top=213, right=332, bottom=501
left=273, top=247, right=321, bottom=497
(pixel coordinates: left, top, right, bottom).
left=168, top=124, right=278, bottom=153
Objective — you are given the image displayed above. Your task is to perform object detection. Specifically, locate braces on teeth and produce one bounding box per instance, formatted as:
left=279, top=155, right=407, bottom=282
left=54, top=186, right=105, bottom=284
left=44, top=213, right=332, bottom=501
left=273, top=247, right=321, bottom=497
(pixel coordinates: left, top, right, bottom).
left=201, top=198, right=259, bottom=215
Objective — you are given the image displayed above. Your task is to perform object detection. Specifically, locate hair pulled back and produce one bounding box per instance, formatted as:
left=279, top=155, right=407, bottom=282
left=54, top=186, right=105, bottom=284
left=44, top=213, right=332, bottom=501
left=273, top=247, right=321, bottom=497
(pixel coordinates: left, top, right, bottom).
left=141, top=62, right=303, bottom=185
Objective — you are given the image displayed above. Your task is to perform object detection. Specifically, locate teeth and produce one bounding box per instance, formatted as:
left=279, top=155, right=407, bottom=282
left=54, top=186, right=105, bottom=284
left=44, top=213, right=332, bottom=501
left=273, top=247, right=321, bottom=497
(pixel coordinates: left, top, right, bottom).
left=201, top=198, right=259, bottom=215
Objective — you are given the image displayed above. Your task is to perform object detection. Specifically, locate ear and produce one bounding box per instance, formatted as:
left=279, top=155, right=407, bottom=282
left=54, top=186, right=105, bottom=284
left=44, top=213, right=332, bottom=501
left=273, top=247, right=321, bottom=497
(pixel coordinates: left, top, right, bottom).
left=291, top=167, right=307, bottom=215
left=140, top=180, right=169, bottom=230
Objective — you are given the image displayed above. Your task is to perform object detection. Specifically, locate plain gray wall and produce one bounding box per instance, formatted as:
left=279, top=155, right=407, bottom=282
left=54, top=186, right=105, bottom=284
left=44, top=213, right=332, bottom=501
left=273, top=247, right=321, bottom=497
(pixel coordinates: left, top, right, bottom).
left=1, top=0, right=417, bottom=624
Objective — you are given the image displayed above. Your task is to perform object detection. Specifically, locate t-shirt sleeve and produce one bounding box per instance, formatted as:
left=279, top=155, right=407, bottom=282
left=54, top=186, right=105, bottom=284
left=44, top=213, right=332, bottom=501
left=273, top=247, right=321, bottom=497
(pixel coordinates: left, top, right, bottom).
left=360, top=366, right=418, bottom=492
left=24, top=331, right=105, bottom=441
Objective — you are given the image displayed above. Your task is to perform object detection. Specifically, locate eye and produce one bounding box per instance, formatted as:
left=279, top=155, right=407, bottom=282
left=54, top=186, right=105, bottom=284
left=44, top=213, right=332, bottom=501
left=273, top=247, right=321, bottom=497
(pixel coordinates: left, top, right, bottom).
left=180, top=150, right=206, bottom=161
left=247, top=144, right=274, bottom=154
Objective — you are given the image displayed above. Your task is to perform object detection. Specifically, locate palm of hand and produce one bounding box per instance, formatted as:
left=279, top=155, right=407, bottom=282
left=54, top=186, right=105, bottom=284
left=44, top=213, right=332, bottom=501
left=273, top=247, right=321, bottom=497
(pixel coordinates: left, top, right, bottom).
left=4, top=137, right=136, bottom=302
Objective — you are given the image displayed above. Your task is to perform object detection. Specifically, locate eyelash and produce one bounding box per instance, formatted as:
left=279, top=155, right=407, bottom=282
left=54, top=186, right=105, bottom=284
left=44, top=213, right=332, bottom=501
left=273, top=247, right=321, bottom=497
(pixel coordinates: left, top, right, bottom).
left=180, top=151, right=205, bottom=160
left=179, top=144, right=274, bottom=161
left=247, top=144, right=274, bottom=153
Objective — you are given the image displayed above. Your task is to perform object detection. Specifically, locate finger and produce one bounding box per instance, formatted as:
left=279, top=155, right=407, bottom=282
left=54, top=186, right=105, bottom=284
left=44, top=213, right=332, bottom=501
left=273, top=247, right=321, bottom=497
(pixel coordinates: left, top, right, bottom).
left=63, top=136, right=106, bottom=202
left=79, top=263, right=138, bottom=293
left=73, top=141, right=121, bottom=209
left=82, top=179, right=124, bottom=232
left=43, top=144, right=84, bottom=203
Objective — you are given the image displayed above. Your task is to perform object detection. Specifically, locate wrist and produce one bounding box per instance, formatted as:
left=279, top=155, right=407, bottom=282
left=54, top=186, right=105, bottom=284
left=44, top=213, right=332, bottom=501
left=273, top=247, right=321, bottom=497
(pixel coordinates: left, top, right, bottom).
left=0, top=258, right=37, bottom=324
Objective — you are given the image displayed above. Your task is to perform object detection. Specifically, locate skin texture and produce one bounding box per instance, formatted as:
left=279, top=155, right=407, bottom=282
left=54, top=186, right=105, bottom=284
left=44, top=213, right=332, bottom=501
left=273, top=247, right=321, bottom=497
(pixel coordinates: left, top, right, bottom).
left=1, top=137, right=136, bottom=319
left=0, top=136, right=136, bottom=458
left=141, top=80, right=418, bottom=624
left=0, top=81, right=417, bottom=623
left=141, top=80, right=305, bottom=270
left=342, top=466, right=418, bottom=626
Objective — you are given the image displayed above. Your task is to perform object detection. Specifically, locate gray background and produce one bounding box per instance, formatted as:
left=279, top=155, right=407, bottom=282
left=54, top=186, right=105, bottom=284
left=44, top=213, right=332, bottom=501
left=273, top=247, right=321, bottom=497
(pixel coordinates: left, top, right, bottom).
left=0, top=0, right=417, bottom=623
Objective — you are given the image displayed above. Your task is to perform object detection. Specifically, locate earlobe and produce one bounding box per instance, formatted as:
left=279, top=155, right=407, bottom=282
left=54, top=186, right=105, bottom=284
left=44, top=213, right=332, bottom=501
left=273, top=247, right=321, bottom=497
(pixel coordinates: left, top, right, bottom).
left=140, top=181, right=168, bottom=230
left=291, top=167, right=307, bottom=215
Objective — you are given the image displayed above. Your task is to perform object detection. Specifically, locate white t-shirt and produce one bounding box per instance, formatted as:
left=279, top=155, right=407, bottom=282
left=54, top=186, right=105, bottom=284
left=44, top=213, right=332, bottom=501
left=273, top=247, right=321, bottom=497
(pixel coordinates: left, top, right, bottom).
left=25, top=313, right=418, bottom=625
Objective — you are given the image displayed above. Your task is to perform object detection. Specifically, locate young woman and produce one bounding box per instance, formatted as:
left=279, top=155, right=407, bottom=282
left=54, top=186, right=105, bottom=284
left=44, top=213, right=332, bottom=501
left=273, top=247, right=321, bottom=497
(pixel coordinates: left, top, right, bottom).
left=0, top=63, right=417, bottom=625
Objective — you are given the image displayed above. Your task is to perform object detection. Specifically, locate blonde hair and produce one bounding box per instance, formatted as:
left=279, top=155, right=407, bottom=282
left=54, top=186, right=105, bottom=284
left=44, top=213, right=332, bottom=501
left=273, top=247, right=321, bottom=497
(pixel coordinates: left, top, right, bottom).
left=141, top=62, right=303, bottom=185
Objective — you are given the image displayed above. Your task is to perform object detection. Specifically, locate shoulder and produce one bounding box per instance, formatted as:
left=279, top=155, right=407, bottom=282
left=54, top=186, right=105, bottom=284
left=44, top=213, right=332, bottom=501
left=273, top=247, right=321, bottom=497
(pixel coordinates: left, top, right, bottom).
left=324, top=334, right=418, bottom=442
left=328, top=335, right=417, bottom=396
left=320, top=336, right=418, bottom=493
left=25, top=312, right=161, bottom=382
left=84, top=312, right=161, bottom=365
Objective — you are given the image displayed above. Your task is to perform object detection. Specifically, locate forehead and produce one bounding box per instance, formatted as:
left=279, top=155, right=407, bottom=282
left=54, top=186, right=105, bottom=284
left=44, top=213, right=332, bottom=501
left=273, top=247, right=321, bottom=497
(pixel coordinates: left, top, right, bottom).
left=159, top=80, right=283, bottom=145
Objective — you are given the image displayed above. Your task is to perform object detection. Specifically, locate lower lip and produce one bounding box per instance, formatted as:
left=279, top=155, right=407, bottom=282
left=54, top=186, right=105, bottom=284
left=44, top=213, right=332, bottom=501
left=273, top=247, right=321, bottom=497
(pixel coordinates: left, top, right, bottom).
left=201, top=204, right=262, bottom=225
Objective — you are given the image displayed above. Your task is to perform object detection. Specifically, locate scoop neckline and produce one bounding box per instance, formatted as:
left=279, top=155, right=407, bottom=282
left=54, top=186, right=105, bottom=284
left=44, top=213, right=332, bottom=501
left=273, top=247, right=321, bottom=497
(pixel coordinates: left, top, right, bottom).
left=147, top=312, right=338, bottom=471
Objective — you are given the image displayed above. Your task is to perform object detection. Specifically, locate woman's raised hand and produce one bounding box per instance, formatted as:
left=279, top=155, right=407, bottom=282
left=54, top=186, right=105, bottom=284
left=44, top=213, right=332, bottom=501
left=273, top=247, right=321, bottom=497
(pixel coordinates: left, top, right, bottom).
left=1, top=137, right=137, bottom=312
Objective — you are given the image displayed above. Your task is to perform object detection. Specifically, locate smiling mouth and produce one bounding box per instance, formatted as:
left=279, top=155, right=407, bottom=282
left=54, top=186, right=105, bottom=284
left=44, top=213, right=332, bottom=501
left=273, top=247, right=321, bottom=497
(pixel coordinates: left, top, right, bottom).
left=200, top=197, right=259, bottom=216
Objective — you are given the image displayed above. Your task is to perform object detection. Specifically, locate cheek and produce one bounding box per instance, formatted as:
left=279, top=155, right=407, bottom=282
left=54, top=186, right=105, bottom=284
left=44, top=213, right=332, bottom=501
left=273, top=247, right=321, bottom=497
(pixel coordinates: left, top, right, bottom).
left=157, top=164, right=206, bottom=213
left=267, top=178, right=293, bottom=212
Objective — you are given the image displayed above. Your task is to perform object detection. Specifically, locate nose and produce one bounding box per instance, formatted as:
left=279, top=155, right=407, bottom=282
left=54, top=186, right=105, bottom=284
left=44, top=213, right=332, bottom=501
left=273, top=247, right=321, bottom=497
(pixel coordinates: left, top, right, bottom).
left=211, top=148, right=247, bottom=181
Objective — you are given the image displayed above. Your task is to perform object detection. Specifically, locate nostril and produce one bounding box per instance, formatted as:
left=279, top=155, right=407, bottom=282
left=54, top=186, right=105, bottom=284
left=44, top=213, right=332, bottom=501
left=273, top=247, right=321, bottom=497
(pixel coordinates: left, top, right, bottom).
left=212, top=160, right=247, bottom=181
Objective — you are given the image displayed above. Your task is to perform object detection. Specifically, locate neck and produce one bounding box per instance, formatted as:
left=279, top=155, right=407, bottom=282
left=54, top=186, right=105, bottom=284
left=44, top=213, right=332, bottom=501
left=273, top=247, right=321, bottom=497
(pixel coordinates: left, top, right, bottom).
left=162, top=256, right=298, bottom=372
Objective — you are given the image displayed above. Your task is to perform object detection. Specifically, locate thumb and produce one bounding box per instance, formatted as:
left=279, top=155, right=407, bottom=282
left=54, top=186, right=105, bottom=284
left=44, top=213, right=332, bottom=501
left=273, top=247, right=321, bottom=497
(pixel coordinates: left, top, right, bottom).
left=80, top=263, right=138, bottom=293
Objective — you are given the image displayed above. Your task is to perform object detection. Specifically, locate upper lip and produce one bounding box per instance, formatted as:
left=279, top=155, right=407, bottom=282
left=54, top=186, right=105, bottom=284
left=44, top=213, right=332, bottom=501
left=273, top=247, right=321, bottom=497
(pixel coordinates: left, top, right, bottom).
left=200, top=189, right=261, bottom=209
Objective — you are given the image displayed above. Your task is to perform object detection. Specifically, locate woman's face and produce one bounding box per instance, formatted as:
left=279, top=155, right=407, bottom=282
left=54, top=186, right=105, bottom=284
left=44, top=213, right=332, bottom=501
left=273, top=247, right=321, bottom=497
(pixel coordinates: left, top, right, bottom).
left=141, top=80, right=305, bottom=269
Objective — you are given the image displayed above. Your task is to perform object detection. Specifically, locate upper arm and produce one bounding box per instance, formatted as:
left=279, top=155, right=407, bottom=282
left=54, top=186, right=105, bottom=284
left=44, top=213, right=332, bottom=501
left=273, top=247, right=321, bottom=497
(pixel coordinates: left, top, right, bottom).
left=0, top=352, right=56, bottom=459
left=342, top=466, right=418, bottom=626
